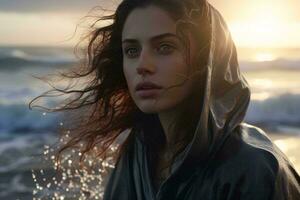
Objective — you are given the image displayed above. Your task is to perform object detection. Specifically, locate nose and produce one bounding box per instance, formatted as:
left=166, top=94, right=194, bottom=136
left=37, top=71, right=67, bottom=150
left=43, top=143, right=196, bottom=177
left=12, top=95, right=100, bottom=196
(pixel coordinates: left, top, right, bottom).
left=136, top=48, right=156, bottom=76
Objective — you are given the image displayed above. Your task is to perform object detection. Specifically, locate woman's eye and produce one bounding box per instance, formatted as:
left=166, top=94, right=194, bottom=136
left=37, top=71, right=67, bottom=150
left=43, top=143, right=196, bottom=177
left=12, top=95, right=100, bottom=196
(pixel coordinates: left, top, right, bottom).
left=123, top=44, right=175, bottom=58
left=124, top=47, right=139, bottom=58
left=158, top=44, right=175, bottom=54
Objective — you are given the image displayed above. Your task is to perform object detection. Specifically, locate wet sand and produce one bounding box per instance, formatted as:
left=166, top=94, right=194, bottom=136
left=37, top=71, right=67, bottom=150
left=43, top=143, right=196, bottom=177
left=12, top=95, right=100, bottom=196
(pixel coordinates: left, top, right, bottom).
left=268, top=132, right=300, bottom=174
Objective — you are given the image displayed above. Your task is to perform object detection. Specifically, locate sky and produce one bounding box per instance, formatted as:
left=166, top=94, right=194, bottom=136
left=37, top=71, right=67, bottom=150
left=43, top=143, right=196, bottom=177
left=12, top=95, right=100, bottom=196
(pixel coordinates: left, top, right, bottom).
left=0, top=0, right=299, bottom=48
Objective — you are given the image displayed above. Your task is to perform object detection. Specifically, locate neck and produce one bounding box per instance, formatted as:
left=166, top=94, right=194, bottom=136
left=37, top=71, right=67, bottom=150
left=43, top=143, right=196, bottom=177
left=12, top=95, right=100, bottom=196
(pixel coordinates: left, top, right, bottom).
left=158, top=111, right=180, bottom=150
left=158, top=103, right=191, bottom=154
left=157, top=93, right=202, bottom=154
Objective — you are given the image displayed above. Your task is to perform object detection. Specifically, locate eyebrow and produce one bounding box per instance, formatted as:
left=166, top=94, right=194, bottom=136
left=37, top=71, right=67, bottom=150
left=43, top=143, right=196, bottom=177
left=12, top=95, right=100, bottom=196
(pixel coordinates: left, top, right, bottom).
left=122, top=33, right=179, bottom=44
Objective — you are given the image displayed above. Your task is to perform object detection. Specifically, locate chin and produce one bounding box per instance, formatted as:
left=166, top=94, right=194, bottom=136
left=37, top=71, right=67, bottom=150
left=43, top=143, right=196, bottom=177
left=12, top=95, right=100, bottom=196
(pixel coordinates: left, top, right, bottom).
left=135, top=99, right=176, bottom=114
left=136, top=103, right=159, bottom=114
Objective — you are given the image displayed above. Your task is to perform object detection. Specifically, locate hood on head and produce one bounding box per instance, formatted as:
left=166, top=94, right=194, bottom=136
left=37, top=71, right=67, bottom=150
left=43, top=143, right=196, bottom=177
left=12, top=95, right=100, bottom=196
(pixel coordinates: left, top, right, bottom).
left=170, top=2, right=251, bottom=173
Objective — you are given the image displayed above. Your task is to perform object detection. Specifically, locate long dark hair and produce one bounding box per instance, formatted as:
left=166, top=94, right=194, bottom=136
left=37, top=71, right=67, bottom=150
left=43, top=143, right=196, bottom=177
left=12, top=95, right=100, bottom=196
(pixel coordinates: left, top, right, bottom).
left=29, top=0, right=211, bottom=169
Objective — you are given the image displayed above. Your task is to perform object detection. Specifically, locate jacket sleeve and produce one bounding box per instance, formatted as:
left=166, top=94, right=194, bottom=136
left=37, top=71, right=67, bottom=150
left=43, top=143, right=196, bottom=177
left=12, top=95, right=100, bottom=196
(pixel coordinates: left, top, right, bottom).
left=272, top=164, right=300, bottom=200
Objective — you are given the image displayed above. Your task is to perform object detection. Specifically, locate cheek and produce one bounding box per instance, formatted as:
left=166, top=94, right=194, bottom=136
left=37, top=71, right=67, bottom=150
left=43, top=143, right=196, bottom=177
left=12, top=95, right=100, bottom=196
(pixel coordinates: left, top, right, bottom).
left=159, top=55, right=190, bottom=82
left=123, top=64, right=137, bottom=93
left=158, top=58, right=195, bottom=100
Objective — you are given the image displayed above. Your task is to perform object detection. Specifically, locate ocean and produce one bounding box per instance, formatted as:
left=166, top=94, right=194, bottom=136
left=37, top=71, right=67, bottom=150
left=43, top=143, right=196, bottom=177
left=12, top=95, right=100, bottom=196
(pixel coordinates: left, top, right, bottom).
left=0, top=46, right=300, bottom=199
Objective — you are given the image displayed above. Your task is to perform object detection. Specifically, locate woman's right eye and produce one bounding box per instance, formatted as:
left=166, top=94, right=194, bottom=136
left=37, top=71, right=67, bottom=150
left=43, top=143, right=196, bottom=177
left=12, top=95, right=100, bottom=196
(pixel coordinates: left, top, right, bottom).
left=124, top=47, right=139, bottom=58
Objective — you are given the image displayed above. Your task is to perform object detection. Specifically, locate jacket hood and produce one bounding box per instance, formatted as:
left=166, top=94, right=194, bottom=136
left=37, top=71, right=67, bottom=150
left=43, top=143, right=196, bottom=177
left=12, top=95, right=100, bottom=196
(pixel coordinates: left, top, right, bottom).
left=133, top=1, right=251, bottom=182
left=167, top=3, right=251, bottom=173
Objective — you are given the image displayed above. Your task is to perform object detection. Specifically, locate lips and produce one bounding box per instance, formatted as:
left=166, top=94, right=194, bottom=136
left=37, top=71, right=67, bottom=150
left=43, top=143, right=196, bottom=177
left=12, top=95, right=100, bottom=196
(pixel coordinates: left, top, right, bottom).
left=135, top=81, right=162, bottom=91
left=135, top=81, right=162, bottom=98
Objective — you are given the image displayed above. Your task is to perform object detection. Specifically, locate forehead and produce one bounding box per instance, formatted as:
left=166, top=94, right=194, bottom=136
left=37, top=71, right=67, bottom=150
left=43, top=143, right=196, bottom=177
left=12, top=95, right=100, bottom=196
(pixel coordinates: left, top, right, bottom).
left=122, top=5, right=177, bottom=41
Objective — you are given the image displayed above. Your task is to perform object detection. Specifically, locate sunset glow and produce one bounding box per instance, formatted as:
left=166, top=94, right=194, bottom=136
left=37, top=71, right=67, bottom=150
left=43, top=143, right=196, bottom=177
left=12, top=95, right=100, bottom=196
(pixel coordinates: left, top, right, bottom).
left=254, top=53, right=276, bottom=62
left=228, top=1, right=298, bottom=48
left=0, top=0, right=299, bottom=47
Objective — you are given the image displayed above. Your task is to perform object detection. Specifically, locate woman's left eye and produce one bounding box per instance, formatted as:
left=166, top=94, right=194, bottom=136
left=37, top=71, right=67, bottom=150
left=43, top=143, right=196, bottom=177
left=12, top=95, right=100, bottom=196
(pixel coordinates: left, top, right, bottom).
left=157, top=44, right=175, bottom=54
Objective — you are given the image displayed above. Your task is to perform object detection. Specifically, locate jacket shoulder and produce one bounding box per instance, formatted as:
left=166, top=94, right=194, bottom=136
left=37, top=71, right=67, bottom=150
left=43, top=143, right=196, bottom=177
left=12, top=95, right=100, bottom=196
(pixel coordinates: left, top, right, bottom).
left=214, top=127, right=279, bottom=182
left=214, top=123, right=279, bottom=175
left=210, top=123, right=300, bottom=199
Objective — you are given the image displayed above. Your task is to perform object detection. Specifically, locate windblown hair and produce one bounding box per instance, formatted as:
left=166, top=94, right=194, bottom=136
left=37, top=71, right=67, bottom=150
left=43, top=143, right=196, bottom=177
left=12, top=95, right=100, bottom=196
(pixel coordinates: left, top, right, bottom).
left=29, top=0, right=211, bottom=169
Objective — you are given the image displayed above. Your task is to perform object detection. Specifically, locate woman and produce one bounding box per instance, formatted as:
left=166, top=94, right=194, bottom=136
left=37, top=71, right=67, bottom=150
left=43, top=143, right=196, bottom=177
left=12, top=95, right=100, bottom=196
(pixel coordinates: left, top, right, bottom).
left=103, top=0, right=300, bottom=199
left=30, top=0, right=300, bottom=199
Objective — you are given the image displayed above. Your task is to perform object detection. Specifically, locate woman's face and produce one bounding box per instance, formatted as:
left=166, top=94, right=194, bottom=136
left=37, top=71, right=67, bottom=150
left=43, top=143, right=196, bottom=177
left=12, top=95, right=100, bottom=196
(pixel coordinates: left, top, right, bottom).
left=122, top=5, right=199, bottom=114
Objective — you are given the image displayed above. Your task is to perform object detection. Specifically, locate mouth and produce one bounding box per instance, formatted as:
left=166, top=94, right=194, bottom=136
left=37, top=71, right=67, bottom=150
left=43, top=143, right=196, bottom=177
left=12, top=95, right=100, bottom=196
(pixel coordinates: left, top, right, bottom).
left=135, top=81, right=163, bottom=98
left=135, top=81, right=163, bottom=91
left=136, top=88, right=162, bottom=98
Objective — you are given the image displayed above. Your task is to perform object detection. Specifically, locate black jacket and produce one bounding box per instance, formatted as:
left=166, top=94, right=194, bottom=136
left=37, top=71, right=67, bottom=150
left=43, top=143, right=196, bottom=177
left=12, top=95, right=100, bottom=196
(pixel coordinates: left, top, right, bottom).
left=103, top=3, right=300, bottom=200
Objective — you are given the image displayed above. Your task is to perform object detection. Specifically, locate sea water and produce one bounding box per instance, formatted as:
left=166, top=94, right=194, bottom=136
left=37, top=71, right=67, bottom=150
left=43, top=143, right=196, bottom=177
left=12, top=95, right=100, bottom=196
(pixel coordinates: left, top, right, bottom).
left=0, top=46, right=300, bottom=199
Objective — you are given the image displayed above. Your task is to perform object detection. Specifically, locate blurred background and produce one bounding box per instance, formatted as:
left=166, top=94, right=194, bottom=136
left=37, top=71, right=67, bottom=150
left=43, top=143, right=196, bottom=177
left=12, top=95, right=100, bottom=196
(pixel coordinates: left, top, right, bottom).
left=0, top=0, right=299, bottom=199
